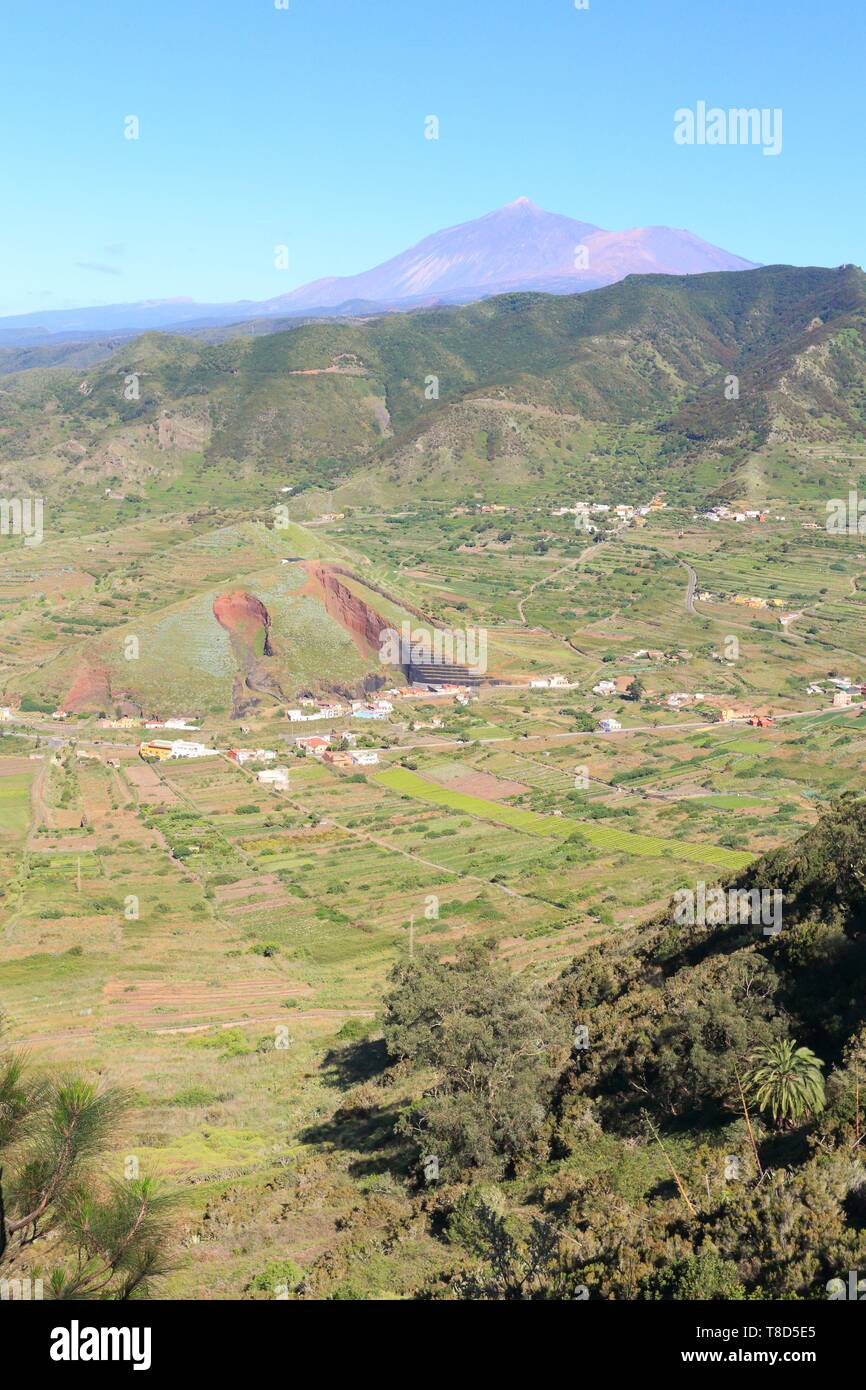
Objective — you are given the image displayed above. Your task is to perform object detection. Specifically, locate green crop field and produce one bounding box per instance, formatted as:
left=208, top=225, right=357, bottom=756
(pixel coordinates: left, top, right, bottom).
left=375, top=766, right=754, bottom=870
left=0, top=769, right=33, bottom=839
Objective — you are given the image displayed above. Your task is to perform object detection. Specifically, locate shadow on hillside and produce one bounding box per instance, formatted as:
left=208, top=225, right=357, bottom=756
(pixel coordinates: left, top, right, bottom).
left=320, top=1036, right=389, bottom=1089
left=300, top=1099, right=413, bottom=1178
left=300, top=1037, right=413, bottom=1176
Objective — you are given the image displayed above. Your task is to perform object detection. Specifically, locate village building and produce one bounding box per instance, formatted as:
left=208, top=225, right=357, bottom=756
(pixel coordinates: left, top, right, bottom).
left=139, top=739, right=216, bottom=760
left=139, top=741, right=173, bottom=760
left=295, top=735, right=331, bottom=755
left=322, top=750, right=354, bottom=767
left=230, top=748, right=277, bottom=765
left=257, top=767, right=290, bottom=786
left=167, top=740, right=216, bottom=759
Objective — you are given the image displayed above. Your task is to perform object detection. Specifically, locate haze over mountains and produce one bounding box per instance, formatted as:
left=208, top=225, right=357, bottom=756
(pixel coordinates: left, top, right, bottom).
left=0, top=199, right=758, bottom=345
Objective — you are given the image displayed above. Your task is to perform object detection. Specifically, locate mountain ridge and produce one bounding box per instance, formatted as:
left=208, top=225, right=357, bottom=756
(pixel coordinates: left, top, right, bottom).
left=2, top=263, right=864, bottom=518
left=0, top=200, right=759, bottom=345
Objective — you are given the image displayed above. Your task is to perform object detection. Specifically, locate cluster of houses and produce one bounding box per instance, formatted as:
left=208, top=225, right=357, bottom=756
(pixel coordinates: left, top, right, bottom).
left=286, top=686, right=474, bottom=724
left=100, top=716, right=202, bottom=731
left=287, top=701, right=351, bottom=722
left=592, top=677, right=635, bottom=697
left=293, top=733, right=379, bottom=766
left=550, top=497, right=665, bottom=530
left=733, top=595, right=786, bottom=611
left=700, top=592, right=798, bottom=625
left=138, top=731, right=381, bottom=771
left=227, top=747, right=277, bottom=765
left=287, top=697, right=395, bottom=723
left=807, top=677, right=865, bottom=707
left=696, top=506, right=781, bottom=525
left=665, top=692, right=706, bottom=709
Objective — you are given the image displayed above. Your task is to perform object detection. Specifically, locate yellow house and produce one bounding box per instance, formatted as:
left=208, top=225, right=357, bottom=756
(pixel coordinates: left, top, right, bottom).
left=139, top=740, right=172, bottom=761
left=720, top=708, right=737, bottom=723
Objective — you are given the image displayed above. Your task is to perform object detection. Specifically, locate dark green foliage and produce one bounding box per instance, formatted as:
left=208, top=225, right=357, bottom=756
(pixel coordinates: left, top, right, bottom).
left=0, top=1024, right=172, bottom=1298
left=383, top=942, right=570, bottom=1180
left=380, top=800, right=866, bottom=1299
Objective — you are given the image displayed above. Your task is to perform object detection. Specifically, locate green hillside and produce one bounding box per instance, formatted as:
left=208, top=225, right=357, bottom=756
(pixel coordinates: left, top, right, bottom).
left=3, top=265, right=866, bottom=525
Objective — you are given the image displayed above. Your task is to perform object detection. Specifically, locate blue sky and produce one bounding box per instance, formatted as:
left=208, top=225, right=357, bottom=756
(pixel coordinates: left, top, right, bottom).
left=1, top=0, right=863, bottom=315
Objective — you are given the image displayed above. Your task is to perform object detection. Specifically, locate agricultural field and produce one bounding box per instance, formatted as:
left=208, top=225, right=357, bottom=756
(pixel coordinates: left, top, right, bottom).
left=2, top=488, right=864, bottom=1295
left=2, top=361, right=866, bottom=1298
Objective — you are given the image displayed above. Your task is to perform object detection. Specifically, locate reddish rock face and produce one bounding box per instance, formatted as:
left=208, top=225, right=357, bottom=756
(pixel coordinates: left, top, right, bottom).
left=302, top=563, right=391, bottom=657
left=62, top=666, right=112, bottom=712
left=213, top=591, right=271, bottom=652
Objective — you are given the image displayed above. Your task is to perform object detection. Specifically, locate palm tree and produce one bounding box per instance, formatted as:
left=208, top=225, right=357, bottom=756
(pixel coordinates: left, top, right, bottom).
left=745, top=1040, right=826, bottom=1128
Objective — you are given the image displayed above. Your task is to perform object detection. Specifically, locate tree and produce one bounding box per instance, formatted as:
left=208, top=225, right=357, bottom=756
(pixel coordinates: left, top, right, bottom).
left=624, top=677, right=645, bottom=702
left=745, top=1039, right=825, bottom=1128
left=383, top=943, right=569, bottom=1179
left=643, top=1249, right=745, bottom=1301
left=0, top=1028, right=172, bottom=1299
left=448, top=1199, right=580, bottom=1300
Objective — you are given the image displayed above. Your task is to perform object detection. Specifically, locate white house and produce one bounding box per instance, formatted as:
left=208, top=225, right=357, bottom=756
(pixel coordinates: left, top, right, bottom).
left=593, top=680, right=617, bottom=696
left=597, top=718, right=622, bottom=733
left=168, top=740, right=216, bottom=759
left=258, top=766, right=290, bottom=786
left=350, top=749, right=379, bottom=766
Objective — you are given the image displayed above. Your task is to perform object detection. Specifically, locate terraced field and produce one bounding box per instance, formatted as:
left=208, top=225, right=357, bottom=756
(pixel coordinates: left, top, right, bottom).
left=2, top=493, right=863, bottom=1301
left=375, top=766, right=754, bottom=870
